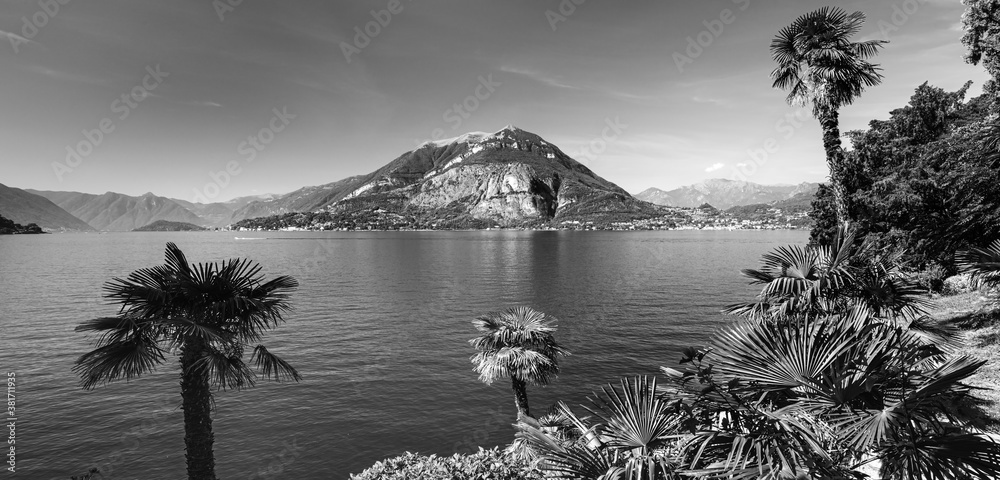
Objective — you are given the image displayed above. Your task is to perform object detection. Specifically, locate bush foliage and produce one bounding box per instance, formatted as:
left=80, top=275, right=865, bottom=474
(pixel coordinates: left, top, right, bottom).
left=349, top=448, right=542, bottom=480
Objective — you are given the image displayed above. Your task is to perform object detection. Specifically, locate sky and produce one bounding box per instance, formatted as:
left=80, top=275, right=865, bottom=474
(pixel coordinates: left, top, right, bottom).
left=0, top=0, right=991, bottom=203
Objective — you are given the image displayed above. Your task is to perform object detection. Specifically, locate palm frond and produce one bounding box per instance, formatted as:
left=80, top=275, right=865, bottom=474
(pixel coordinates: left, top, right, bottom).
left=251, top=344, right=302, bottom=382
left=878, top=431, right=1000, bottom=480
left=769, top=6, right=885, bottom=111
left=957, top=239, right=1000, bottom=290
left=74, top=328, right=166, bottom=389
left=190, top=343, right=256, bottom=391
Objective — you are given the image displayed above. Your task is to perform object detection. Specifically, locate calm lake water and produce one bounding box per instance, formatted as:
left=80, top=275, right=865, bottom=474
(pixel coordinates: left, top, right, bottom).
left=0, top=230, right=807, bottom=479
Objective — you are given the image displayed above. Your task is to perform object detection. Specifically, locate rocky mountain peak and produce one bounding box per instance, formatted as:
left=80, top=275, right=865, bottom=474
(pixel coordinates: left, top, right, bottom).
left=635, top=179, right=820, bottom=209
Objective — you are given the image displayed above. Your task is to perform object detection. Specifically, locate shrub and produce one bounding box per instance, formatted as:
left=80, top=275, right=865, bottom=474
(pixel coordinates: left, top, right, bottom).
left=350, top=447, right=542, bottom=480
left=915, top=263, right=949, bottom=293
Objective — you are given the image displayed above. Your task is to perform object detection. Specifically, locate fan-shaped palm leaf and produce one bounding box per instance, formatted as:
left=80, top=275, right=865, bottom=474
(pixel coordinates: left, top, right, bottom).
left=518, top=377, right=680, bottom=480
left=957, top=239, right=1000, bottom=290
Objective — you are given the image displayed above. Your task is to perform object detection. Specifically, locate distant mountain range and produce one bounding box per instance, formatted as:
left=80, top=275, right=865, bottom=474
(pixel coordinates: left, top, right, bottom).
left=0, top=128, right=823, bottom=231
left=20, top=189, right=274, bottom=231
left=635, top=179, right=820, bottom=210
left=0, top=183, right=95, bottom=232
left=26, top=190, right=205, bottom=231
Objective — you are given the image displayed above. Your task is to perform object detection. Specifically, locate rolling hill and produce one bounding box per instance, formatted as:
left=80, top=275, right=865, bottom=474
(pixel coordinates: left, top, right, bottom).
left=26, top=190, right=204, bottom=232
left=0, top=183, right=95, bottom=232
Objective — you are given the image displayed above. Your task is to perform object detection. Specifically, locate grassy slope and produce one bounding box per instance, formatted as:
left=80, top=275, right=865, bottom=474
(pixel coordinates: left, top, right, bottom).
left=928, top=291, right=1000, bottom=426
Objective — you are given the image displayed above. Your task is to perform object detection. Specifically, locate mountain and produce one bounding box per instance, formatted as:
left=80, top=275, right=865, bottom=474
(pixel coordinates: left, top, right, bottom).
left=235, top=126, right=660, bottom=228
left=635, top=179, right=820, bottom=209
left=0, top=183, right=95, bottom=231
left=26, top=190, right=204, bottom=231
left=133, top=220, right=207, bottom=232
left=171, top=194, right=279, bottom=227
left=230, top=177, right=366, bottom=223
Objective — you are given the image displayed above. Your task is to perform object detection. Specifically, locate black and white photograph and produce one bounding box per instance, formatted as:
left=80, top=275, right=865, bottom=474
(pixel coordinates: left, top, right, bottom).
left=2, top=0, right=1000, bottom=478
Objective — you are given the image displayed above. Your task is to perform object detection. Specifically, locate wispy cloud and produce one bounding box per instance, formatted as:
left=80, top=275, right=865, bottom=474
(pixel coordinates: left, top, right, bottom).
left=705, top=162, right=725, bottom=172
left=692, top=95, right=725, bottom=106
left=20, top=65, right=108, bottom=86
left=606, top=89, right=671, bottom=104
left=500, top=65, right=579, bottom=89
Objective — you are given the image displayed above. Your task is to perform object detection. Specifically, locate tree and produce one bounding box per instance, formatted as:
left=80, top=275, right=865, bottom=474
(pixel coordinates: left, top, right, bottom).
left=770, top=6, right=886, bottom=224
left=962, top=0, right=1000, bottom=111
left=824, top=82, right=1000, bottom=270
left=958, top=238, right=1000, bottom=292
left=470, top=306, right=568, bottom=419
left=726, top=227, right=929, bottom=322
left=74, top=243, right=301, bottom=480
left=807, top=184, right=837, bottom=246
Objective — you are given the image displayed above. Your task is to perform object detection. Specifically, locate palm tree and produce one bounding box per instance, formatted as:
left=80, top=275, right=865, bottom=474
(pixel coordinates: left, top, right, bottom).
left=517, top=377, right=680, bottom=480
left=726, top=226, right=929, bottom=322
left=73, top=243, right=301, bottom=480
left=958, top=238, right=1000, bottom=292
left=770, top=6, right=886, bottom=224
left=470, top=306, right=569, bottom=419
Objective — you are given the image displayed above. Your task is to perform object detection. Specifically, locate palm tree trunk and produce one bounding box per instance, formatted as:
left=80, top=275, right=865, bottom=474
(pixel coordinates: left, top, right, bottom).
left=510, top=377, right=530, bottom=419
left=180, top=341, right=217, bottom=480
left=817, top=104, right=849, bottom=225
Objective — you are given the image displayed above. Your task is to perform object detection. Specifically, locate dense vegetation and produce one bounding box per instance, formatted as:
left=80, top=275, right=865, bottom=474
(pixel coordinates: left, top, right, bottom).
left=804, top=0, right=1000, bottom=277
left=810, top=81, right=1000, bottom=274
left=0, top=213, right=44, bottom=234
left=350, top=448, right=542, bottom=480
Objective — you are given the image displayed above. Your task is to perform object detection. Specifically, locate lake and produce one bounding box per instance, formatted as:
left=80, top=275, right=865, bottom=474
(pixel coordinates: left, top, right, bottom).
left=0, top=229, right=807, bottom=479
